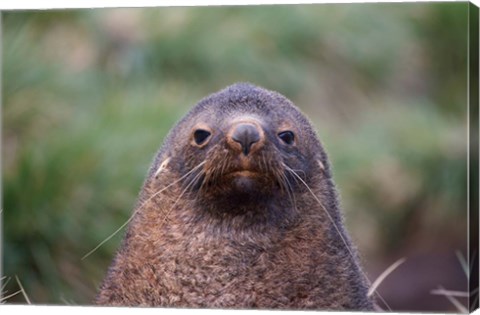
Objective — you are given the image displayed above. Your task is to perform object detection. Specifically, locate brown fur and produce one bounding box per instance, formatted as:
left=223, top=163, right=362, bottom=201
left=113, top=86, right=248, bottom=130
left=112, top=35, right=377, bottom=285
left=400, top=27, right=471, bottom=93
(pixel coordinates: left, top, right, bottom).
left=95, top=83, right=374, bottom=310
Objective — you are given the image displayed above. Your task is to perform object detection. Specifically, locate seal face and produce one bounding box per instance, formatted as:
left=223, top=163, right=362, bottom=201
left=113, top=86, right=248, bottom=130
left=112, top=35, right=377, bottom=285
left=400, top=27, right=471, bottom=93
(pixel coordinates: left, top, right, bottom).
left=95, top=83, right=374, bottom=310
left=189, top=114, right=298, bottom=221
left=158, top=84, right=321, bottom=227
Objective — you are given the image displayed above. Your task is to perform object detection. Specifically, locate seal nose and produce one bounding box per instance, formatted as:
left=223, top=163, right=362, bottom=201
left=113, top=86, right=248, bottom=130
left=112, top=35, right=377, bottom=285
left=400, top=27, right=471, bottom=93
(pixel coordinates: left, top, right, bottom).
left=231, top=123, right=261, bottom=156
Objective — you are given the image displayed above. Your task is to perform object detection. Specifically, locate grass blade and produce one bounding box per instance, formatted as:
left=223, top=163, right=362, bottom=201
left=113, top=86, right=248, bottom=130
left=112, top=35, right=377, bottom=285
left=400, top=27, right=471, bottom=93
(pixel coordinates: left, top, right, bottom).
left=368, top=257, right=406, bottom=297
left=15, top=275, right=31, bottom=304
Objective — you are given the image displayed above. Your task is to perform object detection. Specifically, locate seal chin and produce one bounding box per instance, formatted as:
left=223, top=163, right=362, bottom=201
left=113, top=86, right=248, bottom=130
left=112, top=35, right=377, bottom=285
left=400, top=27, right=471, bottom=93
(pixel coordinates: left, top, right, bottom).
left=230, top=171, right=259, bottom=192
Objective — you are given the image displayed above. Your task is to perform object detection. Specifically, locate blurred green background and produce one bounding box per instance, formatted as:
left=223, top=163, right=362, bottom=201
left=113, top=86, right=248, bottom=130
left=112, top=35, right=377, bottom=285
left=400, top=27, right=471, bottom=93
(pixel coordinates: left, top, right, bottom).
left=2, top=3, right=470, bottom=311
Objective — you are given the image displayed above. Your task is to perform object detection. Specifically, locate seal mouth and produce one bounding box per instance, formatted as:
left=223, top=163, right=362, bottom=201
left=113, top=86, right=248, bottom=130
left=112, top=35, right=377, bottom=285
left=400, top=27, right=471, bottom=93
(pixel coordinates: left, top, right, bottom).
left=195, top=149, right=288, bottom=196
left=198, top=167, right=267, bottom=194
left=228, top=170, right=259, bottom=178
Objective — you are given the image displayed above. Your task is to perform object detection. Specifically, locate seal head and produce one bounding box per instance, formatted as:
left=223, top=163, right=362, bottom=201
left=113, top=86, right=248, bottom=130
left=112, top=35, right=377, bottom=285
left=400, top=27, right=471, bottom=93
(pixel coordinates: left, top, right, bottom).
left=147, top=83, right=330, bottom=227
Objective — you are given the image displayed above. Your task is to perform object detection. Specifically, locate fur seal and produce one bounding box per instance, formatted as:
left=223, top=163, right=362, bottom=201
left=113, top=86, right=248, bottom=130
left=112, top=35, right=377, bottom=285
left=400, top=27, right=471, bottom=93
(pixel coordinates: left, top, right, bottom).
left=95, top=83, right=374, bottom=310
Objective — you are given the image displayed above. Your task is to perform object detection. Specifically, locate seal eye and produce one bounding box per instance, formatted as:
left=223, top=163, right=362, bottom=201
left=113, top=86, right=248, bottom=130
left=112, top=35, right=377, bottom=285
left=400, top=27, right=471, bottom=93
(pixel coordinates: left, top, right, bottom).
left=278, top=131, right=295, bottom=145
left=193, top=129, right=211, bottom=145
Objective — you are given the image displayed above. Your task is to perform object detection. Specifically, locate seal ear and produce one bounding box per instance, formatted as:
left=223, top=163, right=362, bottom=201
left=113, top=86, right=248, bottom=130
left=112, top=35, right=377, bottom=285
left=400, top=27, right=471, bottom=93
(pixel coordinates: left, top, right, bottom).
left=317, top=159, right=325, bottom=173
left=154, top=157, right=171, bottom=178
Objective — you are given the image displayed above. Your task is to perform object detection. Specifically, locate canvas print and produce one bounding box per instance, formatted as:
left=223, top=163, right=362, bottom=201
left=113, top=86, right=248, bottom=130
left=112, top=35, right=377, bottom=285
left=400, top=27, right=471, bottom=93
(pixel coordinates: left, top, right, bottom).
left=1, top=2, right=478, bottom=312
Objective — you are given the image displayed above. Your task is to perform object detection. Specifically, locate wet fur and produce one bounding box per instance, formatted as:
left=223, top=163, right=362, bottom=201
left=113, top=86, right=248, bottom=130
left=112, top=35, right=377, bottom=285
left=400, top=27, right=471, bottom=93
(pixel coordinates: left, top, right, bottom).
left=95, top=83, right=374, bottom=310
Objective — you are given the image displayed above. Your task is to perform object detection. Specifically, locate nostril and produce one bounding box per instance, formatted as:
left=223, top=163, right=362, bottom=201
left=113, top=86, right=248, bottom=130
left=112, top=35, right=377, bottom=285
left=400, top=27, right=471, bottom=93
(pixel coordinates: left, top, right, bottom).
left=231, top=123, right=261, bottom=155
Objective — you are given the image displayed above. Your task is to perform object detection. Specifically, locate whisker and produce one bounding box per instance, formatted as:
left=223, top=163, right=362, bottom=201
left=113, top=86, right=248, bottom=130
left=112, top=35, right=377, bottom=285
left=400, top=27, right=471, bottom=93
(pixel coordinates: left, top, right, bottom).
left=219, top=150, right=230, bottom=177
left=289, top=168, right=307, bottom=179
left=261, top=153, right=268, bottom=174
left=284, top=165, right=355, bottom=257
left=201, top=149, right=229, bottom=191
left=276, top=168, right=288, bottom=193
left=199, top=173, right=209, bottom=192
left=82, top=161, right=206, bottom=260
left=281, top=171, right=298, bottom=214
left=287, top=176, right=298, bottom=213
left=286, top=170, right=302, bottom=188
left=284, top=165, right=391, bottom=311
left=199, top=164, right=213, bottom=192
left=160, top=167, right=205, bottom=226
